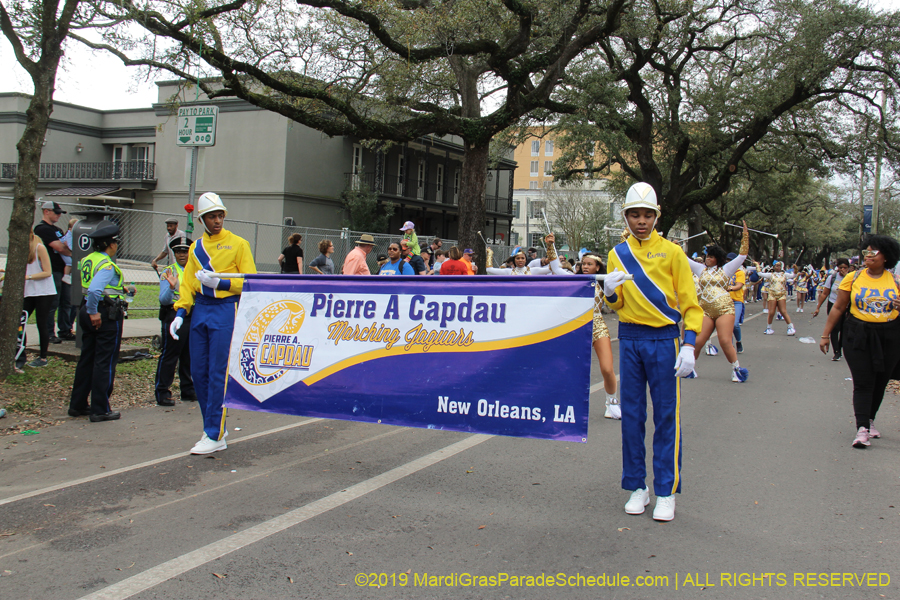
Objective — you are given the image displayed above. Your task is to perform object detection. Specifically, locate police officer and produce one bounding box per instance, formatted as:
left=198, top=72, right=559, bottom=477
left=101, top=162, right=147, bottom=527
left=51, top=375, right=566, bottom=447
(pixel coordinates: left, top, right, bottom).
left=68, top=223, right=132, bottom=422
left=154, top=236, right=196, bottom=406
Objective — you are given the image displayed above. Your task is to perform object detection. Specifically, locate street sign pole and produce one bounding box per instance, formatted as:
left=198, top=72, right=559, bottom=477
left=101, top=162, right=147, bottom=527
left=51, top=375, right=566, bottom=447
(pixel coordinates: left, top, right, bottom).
left=188, top=146, right=199, bottom=207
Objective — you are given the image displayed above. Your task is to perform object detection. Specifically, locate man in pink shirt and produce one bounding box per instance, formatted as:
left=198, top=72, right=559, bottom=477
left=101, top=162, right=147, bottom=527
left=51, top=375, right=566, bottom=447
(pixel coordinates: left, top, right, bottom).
left=341, top=234, right=377, bottom=275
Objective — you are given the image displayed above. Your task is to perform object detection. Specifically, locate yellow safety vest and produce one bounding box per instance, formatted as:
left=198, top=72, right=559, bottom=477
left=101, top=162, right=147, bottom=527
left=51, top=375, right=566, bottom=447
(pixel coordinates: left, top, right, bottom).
left=78, top=251, right=124, bottom=298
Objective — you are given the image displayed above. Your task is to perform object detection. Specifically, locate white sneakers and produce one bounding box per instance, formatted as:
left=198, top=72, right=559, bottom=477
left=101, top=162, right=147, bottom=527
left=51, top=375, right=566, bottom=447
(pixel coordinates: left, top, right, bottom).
left=763, top=308, right=769, bottom=314
left=765, top=327, right=774, bottom=335
left=625, top=488, right=650, bottom=514
left=604, top=395, right=622, bottom=420
left=653, top=495, right=676, bottom=521
left=625, top=489, right=676, bottom=521
left=787, top=324, right=796, bottom=336
left=191, top=433, right=227, bottom=454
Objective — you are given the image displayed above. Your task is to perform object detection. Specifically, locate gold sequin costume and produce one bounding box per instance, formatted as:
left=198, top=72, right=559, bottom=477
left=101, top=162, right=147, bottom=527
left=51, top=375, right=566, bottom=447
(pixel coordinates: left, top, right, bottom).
left=693, top=230, right=749, bottom=319
left=592, top=283, right=610, bottom=340
left=697, top=268, right=737, bottom=319
left=766, top=272, right=789, bottom=301
left=794, top=275, right=808, bottom=294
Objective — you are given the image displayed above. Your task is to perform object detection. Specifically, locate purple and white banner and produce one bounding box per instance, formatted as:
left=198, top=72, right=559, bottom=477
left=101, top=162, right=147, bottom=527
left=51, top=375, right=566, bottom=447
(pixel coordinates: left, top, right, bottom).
left=224, top=275, right=594, bottom=441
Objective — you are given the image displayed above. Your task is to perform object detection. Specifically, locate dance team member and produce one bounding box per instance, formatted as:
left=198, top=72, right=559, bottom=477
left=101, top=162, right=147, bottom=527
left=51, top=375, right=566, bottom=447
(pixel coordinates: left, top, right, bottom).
left=170, top=192, right=257, bottom=454
left=486, top=234, right=559, bottom=275
left=688, top=223, right=750, bottom=382
left=755, top=261, right=796, bottom=335
left=605, top=182, right=702, bottom=522
left=794, top=268, right=809, bottom=312
left=581, top=253, right=620, bottom=419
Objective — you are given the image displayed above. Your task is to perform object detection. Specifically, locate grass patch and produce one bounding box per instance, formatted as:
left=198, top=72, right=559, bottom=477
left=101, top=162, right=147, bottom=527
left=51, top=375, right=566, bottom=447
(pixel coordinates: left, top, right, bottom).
left=1, top=336, right=165, bottom=431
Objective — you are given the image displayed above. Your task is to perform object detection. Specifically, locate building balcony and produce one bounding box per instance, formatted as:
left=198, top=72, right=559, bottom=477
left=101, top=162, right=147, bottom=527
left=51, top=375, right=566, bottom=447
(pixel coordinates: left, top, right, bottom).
left=1, top=161, right=157, bottom=185
left=345, top=172, right=512, bottom=216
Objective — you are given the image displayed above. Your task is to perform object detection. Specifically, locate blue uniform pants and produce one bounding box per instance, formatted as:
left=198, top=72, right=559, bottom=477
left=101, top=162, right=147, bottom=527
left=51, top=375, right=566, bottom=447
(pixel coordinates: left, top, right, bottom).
left=190, top=296, right=238, bottom=441
left=618, top=324, right=682, bottom=497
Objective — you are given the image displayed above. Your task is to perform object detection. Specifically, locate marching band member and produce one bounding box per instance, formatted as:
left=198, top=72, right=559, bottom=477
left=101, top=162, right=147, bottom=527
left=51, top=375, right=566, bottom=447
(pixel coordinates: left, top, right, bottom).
left=605, top=182, right=703, bottom=522
left=687, top=223, right=750, bottom=383
left=170, top=193, right=257, bottom=454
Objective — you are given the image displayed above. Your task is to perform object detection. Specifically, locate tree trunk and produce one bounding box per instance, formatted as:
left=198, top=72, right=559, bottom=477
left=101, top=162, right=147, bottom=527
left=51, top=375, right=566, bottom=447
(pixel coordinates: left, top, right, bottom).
left=0, top=73, right=57, bottom=379
left=457, top=141, right=489, bottom=274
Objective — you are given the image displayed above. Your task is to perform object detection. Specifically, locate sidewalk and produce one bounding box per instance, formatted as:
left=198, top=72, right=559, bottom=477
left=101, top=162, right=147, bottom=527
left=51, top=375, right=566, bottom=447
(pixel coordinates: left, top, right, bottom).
left=25, top=317, right=160, bottom=361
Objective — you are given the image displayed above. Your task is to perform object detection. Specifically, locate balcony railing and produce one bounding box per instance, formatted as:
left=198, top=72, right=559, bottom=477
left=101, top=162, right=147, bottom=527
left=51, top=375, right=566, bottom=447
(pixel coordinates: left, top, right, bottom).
left=346, top=172, right=512, bottom=215
left=1, top=161, right=156, bottom=181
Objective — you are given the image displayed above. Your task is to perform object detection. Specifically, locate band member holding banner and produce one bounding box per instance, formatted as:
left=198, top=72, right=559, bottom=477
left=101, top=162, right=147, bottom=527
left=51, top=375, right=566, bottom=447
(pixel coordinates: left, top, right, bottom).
left=170, top=192, right=257, bottom=454
left=155, top=235, right=195, bottom=406
left=604, top=182, right=702, bottom=522
left=686, top=224, right=750, bottom=383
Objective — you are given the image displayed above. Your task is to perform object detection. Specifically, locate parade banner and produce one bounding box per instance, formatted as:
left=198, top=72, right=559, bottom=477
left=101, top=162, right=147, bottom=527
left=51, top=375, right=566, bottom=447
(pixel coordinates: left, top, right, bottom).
left=224, top=275, right=594, bottom=442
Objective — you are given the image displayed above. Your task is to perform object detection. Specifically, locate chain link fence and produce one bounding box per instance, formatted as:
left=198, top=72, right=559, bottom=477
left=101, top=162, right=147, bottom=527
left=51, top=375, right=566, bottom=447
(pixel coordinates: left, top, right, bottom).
left=5, top=199, right=526, bottom=312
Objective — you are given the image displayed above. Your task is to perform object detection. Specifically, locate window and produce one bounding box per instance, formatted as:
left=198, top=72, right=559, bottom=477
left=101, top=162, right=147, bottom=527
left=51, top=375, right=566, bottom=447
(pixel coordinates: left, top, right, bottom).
left=545, top=140, right=554, bottom=156
left=351, top=144, right=362, bottom=190
left=509, top=231, right=519, bottom=246
left=530, top=200, right=547, bottom=218
left=436, top=164, right=444, bottom=200
left=417, top=160, right=425, bottom=199
left=112, top=145, right=124, bottom=179
left=529, top=181, right=539, bottom=190
left=530, top=161, right=539, bottom=176
left=529, top=233, right=544, bottom=248
left=531, top=140, right=540, bottom=156
left=453, top=169, right=461, bottom=203
left=544, top=160, right=553, bottom=174
left=132, top=144, right=151, bottom=178
left=397, top=155, right=405, bottom=195
left=512, top=200, right=520, bottom=219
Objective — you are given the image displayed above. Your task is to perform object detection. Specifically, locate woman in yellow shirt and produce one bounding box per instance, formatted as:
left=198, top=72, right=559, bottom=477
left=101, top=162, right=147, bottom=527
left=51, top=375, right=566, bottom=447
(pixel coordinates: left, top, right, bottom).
left=820, top=235, right=900, bottom=449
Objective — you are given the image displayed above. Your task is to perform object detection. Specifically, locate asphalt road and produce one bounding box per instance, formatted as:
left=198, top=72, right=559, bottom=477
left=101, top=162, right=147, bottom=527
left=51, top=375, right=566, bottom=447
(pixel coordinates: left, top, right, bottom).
left=1, top=302, right=898, bottom=600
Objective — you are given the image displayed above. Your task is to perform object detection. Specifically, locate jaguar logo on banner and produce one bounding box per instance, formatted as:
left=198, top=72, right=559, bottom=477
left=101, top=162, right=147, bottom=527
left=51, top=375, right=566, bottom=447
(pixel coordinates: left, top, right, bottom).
left=239, top=300, right=313, bottom=386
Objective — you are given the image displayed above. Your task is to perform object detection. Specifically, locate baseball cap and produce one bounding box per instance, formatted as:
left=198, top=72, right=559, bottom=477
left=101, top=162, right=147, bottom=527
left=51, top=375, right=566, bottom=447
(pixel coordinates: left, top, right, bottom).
left=463, top=248, right=474, bottom=255
left=400, top=221, right=415, bottom=231
left=41, top=200, right=66, bottom=214
left=726, top=252, right=738, bottom=261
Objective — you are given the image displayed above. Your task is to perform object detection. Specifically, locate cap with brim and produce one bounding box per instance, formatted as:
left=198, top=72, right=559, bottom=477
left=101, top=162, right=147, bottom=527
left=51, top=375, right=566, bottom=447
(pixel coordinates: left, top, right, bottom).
left=170, top=236, right=192, bottom=250
left=355, top=234, right=376, bottom=245
left=89, top=223, right=120, bottom=240
left=464, top=248, right=474, bottom=254
left=400, top=221, right=415, bottom=231
left=165, top=217, right=179, bottom=224
left=726, top=252, right=738, bottom=261
left=41, top=200, right=66, bottom=214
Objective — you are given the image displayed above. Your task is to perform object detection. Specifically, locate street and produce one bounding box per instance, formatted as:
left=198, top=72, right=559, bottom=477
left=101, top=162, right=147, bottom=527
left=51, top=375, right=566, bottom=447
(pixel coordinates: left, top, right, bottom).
left=1, top=304, right=898, bottom=600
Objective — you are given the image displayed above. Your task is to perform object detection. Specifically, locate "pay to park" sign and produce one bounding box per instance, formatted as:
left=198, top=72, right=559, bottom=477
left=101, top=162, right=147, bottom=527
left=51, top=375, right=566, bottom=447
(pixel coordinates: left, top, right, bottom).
left=176, top=105, right=219, bottom=147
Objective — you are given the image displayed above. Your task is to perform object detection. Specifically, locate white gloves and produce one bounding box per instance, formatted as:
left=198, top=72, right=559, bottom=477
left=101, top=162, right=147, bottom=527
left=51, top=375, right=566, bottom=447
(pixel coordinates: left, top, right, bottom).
left=169, top=316, right=184, bottom=340
left=196, top=269, right=221, bottom=290
left=674, top=346, right=696, bottom=378
left=603, top=269, right=627, bottom=297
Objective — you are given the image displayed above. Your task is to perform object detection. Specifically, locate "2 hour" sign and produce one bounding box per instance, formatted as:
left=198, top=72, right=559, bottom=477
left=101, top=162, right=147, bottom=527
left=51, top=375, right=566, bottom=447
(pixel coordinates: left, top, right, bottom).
left=176, top=105, right=219, bottom=147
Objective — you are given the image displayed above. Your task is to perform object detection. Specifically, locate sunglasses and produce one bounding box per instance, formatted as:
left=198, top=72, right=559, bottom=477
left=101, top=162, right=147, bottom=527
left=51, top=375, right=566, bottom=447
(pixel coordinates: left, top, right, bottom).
left=862, top=249, right=880, bottom=258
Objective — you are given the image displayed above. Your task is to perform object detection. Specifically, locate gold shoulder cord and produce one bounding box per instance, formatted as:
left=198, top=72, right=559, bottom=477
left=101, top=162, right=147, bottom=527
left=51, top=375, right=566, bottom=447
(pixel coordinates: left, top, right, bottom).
left=620, top=228, right=630, bottom=244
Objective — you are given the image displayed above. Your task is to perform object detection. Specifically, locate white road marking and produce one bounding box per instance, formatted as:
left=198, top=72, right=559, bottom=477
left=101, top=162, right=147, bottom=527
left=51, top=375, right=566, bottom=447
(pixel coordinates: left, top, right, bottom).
left=0, top=418, right=323, bottom=506
left=76, top=434, right=492, bottom=600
